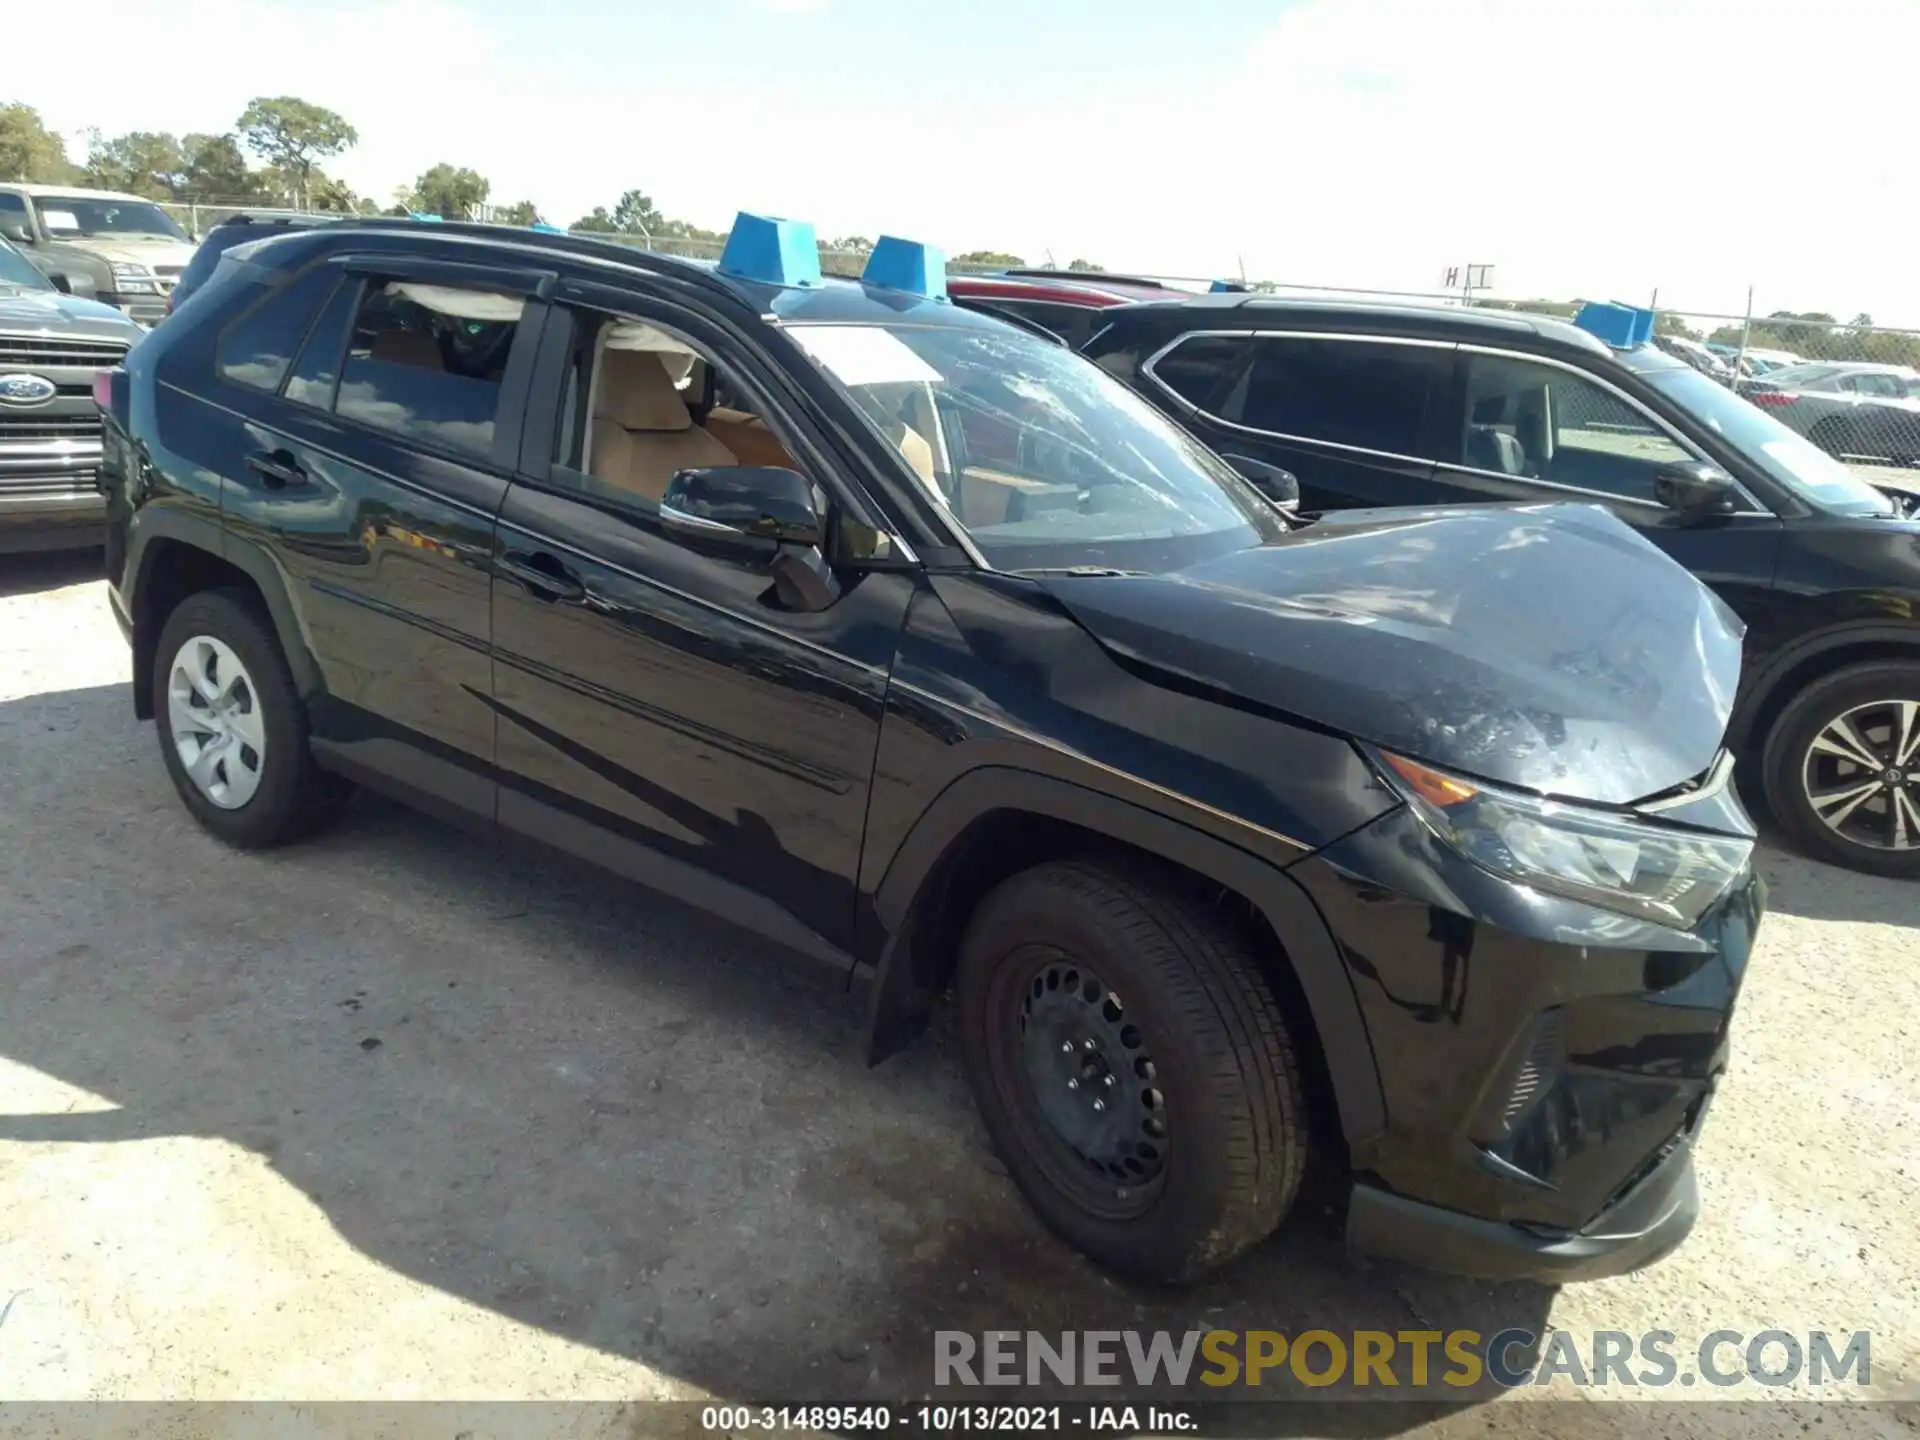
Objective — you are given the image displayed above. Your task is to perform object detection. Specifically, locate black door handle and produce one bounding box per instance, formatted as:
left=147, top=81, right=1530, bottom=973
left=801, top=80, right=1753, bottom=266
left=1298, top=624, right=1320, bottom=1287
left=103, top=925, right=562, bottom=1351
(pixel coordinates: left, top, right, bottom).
left=245, top=450, right=307, bottom=489
left=498, top=549, right=586, bottom=602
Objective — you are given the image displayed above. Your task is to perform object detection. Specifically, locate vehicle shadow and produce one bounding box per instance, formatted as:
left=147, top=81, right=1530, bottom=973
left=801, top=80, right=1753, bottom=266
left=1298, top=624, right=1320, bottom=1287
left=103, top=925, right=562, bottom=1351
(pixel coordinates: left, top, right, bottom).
left=0, top=681, right=1553, bottom=1426
left=1751, top=834, right=1916, bottom=925
left=0, top=546, right=105, bottom=599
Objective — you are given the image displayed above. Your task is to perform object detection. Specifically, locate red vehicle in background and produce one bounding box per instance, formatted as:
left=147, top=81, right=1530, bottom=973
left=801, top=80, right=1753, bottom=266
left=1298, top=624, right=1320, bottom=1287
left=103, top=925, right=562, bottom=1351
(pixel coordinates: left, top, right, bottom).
left=944, top=269, right=1214, bottom=347
left=943, top=270, right=1228, bottom=468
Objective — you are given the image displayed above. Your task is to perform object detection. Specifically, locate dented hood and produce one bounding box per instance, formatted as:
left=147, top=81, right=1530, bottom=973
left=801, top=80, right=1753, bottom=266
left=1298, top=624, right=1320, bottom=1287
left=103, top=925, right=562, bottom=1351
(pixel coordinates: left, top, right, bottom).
left=1038, top=503, right=1744, bottom=807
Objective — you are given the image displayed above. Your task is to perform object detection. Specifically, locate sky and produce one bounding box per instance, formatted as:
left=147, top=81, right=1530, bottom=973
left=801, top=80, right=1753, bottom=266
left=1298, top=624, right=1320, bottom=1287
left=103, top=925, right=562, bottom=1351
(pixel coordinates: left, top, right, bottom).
left=22, top=0, right=1920, bottom=324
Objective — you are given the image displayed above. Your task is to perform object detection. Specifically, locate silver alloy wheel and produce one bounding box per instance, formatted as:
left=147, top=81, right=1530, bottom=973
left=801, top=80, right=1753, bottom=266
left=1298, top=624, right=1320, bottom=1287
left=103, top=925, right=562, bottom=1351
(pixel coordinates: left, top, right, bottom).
left=167, top=633, right=267, bottom=810
left=1801, top=699, right=1920, bottom=852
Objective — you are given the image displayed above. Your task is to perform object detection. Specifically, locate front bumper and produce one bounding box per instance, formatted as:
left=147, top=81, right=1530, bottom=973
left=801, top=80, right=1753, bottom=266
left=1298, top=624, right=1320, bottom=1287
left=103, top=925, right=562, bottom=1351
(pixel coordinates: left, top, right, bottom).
left=1347, top=1115, right=1700, bottom=1283
left=102, top=291, right=168, bottom=327
left=0, top=485, right=106, bottom=553
left=1294, top=799, right=1764, bottom=1280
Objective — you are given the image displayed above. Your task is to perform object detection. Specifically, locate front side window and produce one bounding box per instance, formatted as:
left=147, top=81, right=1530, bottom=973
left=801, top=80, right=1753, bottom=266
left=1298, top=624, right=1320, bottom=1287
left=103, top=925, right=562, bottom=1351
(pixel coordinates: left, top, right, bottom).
left=789, top=321, right=1283, bottom=573
left=1215, top=336, right=1445, bottom=458
left=1645, top=365, right=1894, bottom=516
left=217, top=264, right=347, bottom=393
left=333, top=281, right=526, bottom=461
left=0, top=192, right=29, bottom=228
left=1459, top=354, right=1692, bottom=504
left=27, top=195, right=188, bottom=242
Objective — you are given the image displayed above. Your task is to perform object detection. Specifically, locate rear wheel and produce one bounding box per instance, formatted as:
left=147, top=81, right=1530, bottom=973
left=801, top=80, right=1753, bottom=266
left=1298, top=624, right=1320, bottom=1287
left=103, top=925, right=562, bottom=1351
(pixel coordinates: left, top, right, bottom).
left=957, top=857, right=1308, bottom=1283
left=1761, top=661, right=1920, bottom=878
left=153, top=589, right=349, bottom=848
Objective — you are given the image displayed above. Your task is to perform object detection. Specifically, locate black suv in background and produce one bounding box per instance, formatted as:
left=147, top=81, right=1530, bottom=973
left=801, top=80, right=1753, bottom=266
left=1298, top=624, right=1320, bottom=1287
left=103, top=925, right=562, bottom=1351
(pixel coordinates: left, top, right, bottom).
left=163, top=212, right=343, bottom=318
left=1078, top=298, right=1920, bottom=878
left=98, top=218, right=1763, bottom=1285
left=0, top=236, right=144, bottom=553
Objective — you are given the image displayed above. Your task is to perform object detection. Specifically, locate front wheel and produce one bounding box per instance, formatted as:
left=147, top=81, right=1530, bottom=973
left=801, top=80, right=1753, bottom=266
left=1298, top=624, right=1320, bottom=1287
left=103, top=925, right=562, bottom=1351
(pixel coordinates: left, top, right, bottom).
left=957, top=857, right=1308, bottom=1283
left=1761, top=661, right=1920, bottom=878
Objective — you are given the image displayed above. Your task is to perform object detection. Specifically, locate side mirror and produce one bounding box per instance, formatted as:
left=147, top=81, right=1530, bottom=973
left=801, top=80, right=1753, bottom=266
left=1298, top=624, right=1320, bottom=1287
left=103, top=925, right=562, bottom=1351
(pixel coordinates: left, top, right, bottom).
left=48, top=272, right=72, bottom=294
left=1654, top=461, right=1739, bottom=517
left=0, top=222, right=31, bottom=244
left=660, top=465, right=841, bottom=611
left=660, top=465, right=823, bottom=555
left=1221, top=453, right=1300, bottom=511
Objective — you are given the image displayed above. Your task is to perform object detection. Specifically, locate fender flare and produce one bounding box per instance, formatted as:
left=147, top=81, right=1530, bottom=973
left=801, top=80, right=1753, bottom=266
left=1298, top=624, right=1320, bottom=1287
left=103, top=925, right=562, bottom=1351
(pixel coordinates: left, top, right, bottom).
left=1730, top=619, right=1920, bottom=753
left=862, top=766, right=1387, bottom=1148
left=128, top=509, right=323, bottom=718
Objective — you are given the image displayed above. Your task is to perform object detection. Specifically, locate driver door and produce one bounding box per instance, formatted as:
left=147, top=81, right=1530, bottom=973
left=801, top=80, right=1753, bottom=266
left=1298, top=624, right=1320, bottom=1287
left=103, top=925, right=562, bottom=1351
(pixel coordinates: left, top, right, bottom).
left=488, top=279, right=917, bottom=962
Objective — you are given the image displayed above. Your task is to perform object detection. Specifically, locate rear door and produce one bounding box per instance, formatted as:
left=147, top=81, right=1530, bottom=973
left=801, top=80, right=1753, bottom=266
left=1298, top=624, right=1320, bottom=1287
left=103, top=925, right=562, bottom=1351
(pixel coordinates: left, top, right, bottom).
left=1139, top=331, right=1454, bottom=511
left=213, top=249, right=551, bottom=821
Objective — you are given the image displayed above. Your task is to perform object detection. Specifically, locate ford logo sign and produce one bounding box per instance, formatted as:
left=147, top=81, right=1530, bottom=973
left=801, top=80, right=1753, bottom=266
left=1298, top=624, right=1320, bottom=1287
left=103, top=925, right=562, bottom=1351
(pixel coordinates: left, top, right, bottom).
left=0, top=373, right=58, bottom=408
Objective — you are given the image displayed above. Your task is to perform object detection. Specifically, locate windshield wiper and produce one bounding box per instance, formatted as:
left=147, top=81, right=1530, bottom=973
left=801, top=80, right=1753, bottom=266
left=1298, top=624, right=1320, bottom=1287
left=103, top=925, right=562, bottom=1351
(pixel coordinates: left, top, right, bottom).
left=1014, top=565, right=1145, bottom=578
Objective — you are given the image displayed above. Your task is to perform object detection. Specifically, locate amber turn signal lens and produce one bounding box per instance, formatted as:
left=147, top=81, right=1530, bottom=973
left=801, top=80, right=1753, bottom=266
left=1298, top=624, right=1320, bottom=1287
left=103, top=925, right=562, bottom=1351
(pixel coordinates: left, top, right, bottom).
left=1381, top=752, right=1480, bottom=809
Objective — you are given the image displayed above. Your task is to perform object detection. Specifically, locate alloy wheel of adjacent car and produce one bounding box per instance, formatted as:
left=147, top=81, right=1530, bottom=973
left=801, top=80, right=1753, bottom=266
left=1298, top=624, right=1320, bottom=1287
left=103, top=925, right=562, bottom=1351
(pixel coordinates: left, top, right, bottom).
left=1799, top=699, right=1920, bottom=853
left=1762, top=661, right=1920, bottom=878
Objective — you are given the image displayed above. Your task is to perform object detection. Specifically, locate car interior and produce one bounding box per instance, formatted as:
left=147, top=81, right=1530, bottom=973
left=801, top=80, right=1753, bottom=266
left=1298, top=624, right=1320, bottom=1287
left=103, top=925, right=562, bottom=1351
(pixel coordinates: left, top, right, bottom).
left=1461, top=360, right=1689, bottom=504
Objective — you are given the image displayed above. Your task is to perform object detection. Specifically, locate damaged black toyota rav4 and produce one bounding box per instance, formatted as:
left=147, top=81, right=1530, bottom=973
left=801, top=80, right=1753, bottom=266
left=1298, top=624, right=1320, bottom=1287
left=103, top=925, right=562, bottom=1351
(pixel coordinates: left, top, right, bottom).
left=97, top=216, right=1764, bottom=1285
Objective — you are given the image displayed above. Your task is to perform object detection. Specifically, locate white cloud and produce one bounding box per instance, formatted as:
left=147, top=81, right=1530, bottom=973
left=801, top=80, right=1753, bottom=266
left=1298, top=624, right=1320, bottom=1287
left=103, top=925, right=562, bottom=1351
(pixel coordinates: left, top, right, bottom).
left=758, top=0, right=828, bottom=11
left=21, top=0, right=1920, bottom=322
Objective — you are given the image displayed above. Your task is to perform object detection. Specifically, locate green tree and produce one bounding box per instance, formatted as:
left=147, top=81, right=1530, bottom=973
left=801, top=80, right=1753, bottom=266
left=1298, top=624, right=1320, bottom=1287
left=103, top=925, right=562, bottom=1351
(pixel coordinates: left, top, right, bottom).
left=610, top=188, right=663, bottom=235
left=408, top=163, right=489, bottom=219
left=570, top=205, right=616, bottom=232
left=822, top=234, right=873, bottom=277
left=177, top=133, right=267, bottom=202
left=0, top=103, right=79, bottom=183
left=82, top=130, right=186, bottom=199
left=306, top=170, right=369, bottom=213
left=236, top=97, right=357, bottom=209
left=1065, top=257, right=1104, bottom=272
left=953, top=249, right=1025, bottom=267
left=493, top=199, right=539, bottom=226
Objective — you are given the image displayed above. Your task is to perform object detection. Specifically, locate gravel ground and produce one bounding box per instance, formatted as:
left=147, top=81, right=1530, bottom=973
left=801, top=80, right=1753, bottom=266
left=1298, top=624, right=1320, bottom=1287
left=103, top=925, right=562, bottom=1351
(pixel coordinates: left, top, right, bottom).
left=0, top=551, right=1915, bottom=1438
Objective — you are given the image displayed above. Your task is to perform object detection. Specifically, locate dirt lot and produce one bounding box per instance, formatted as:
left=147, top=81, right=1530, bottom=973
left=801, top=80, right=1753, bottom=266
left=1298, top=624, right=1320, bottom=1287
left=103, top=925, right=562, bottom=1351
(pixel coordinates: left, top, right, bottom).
left=1, top=551, right=1915, bottom=1438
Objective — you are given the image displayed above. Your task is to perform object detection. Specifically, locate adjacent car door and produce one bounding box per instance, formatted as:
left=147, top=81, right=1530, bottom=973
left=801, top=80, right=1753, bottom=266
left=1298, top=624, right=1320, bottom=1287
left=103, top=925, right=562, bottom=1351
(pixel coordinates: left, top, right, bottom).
left=1140, top=332, right=1454, bottom=511
left=1422, top=347, right=1784, bottom=606
left=213, top=250, right=550, bottom=821
left=487, top=278, right=917, bottom=961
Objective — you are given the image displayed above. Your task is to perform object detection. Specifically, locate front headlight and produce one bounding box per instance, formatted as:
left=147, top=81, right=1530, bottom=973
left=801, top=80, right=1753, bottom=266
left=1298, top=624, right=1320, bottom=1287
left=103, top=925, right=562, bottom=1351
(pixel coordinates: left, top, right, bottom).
left=1373, top=749, right=1751, bottom=928
left=109, top=261, right=151, bottom=279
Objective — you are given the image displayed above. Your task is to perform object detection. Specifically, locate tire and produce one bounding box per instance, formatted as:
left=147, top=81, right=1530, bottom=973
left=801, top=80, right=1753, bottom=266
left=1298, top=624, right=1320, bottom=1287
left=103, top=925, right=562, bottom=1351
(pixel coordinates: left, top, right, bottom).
left=1760, top=661, right=1920, bottom=879
left=957, top=857, right=1308, bottom=1283
left=152, top=587, right=349, bottom=848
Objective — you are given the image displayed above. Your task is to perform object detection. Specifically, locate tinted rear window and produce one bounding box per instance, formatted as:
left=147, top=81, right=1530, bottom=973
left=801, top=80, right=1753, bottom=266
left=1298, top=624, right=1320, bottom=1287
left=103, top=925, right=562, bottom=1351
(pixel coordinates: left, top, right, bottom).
left=1217, top=336, right=1446, bottom=457
left=216, top=263, right=346, bottom=393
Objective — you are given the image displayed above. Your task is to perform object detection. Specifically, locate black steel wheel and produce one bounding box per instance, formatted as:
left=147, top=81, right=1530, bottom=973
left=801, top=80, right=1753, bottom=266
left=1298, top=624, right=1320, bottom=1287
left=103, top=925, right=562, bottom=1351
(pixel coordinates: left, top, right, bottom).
left=957, top=857, right=1308, bottom=1283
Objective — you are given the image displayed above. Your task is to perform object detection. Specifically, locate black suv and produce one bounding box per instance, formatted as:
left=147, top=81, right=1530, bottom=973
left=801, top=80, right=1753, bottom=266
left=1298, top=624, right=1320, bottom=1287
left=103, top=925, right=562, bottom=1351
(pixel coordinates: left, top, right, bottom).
left=0, top=236, right=144, bottom=553
left=164, top=212, right=343, bottom=318
left=1074, top=298, right=1920, bottom=878
left=98, top=218, right=1764, bottom=1285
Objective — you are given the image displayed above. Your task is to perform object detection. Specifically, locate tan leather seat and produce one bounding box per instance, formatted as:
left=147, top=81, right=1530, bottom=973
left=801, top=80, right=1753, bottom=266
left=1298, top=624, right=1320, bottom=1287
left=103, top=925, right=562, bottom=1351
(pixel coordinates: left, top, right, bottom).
left=370, top=330, right=444, bottom=371
left=589, top=349, right=736, bottom=503
left=706, top=405, right=801, bottom=471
